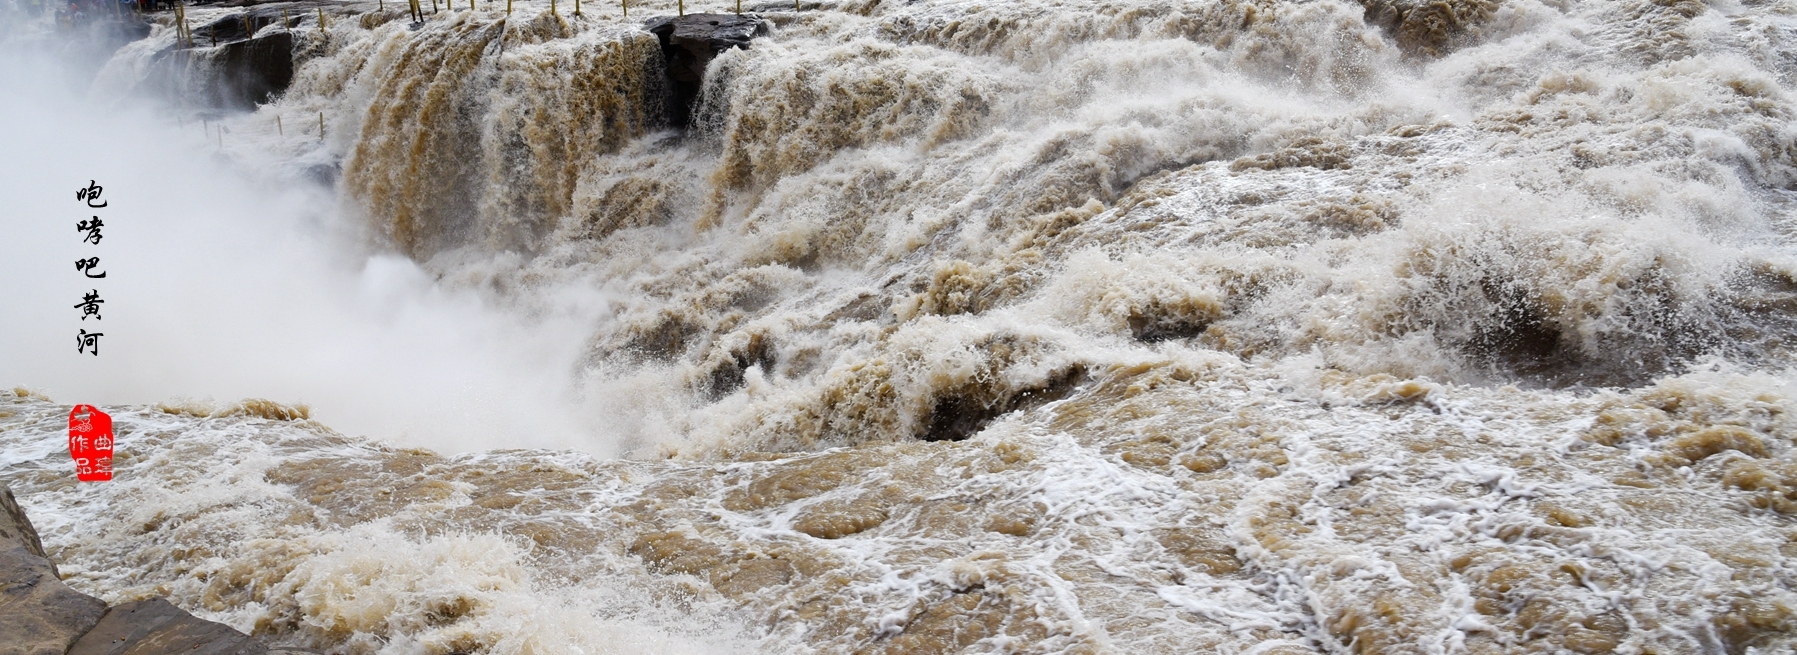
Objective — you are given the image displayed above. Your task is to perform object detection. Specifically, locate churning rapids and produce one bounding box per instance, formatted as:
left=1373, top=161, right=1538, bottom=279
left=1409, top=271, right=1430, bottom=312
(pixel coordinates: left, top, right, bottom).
left=6, top=0, right=1797, bottom=652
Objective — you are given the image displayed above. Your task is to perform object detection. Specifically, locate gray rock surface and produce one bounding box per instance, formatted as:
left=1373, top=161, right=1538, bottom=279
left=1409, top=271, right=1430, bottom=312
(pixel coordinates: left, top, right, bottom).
left=68, top=598, right=267, bottom=655
left=0, top=485, right=52, bottom=565
left=0, top=487, right=108, bottom=655
left=645, top=12, right=768, bottom=61
left=2, top=485, right=270, bottom=655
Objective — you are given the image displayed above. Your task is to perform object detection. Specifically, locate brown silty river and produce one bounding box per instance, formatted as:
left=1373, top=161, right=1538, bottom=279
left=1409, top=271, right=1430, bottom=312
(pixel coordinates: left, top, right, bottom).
left=4, top=0, right=1797, bottom=652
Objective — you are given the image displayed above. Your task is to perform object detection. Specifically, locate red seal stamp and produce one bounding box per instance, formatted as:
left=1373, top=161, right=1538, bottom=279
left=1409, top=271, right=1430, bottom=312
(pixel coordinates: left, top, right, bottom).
left=68, top=405, right=114, bottom=482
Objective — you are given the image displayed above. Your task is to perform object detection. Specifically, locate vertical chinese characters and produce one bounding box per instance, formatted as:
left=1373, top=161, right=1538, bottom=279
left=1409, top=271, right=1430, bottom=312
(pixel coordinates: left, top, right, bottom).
left=74, top=180, right=108, bottom=356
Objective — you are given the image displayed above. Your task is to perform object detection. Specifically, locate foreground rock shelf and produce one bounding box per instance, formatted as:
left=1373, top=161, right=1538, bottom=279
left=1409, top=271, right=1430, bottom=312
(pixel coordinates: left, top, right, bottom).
left=0, top=486, right=269, bottom=655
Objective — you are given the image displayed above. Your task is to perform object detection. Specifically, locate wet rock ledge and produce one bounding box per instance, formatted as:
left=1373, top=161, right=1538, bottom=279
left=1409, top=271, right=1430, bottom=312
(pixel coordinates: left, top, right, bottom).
left=645, top=13, right=770, bottom=126
left=0, top=486, right=268, bottom=655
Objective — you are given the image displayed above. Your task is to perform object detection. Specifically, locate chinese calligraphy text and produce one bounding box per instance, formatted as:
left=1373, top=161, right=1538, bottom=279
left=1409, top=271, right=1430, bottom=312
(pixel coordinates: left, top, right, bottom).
left=74, top=180, right=111, bottom=356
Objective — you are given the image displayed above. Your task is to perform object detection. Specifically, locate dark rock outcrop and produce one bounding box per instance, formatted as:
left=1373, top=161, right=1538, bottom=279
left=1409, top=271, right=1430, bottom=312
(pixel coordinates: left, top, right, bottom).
left=1, top=486, right=269, bottom=655
left=155, top=8, right=302, bottom=109
left=1, top=487, right=108, bottom=655
left=644, top=13, right=769, bottom=126
left=210, top=30, right=296, bottom=108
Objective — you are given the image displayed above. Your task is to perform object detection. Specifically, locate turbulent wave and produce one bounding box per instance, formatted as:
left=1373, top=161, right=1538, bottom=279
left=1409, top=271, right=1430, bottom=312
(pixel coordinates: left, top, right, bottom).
left=6, top=0, right=1797, bottom=652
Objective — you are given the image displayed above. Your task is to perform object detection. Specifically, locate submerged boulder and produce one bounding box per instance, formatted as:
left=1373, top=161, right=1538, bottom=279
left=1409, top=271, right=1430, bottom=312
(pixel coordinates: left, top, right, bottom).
left=644, top=13, right=770, bottom=126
